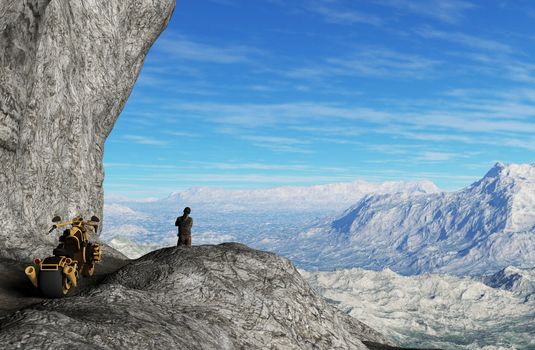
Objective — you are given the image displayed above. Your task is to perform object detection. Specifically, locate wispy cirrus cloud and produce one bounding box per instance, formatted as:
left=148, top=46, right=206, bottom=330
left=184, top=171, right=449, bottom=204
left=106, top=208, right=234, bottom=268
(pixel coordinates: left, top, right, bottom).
left=502, top=137, right=535, bottom=152
left=106, top=161, right=312, bottom=172
left=416, top=151, right=460, bottom=162
left=163, top=131, right=200, bottom=138
left=504, top=61, right=535, bottom=83
left=284, top=48, right=441, bottom=80
left=306, top=4, right=383, bottom=26
left=448, top=51, right=535, bottom=83
left=170, top=101, right=393, bottom=128
left=164, top=89, right=535, bottom=155
left=326, top=48, right=441, bottom=78
left=196, top=162, right=310, bottom=171
left=240, top=135, right=312, bottom=153
left=123, top=135, right=168, bottom=146
left=375, top=0, right=476, bottom=24
left=415, top=26, right=513, bottom=53
left=155, top=35, right=262, bottom=64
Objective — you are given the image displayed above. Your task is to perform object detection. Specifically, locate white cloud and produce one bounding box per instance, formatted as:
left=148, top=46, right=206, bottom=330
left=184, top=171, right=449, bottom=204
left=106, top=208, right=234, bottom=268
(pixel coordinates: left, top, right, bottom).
left=375, top=0, right=476, bottom=24
left=163, top=131, right=199, bottom=138
left=123, top=135, right=168, bottom=146
left=197, top=162, right=310, bottom=171
left=284, top=48, right=441, bottom=80
left=416, top=151, right=458, bottom=162
left=505, top=61, right=535, bottom=83
left=169, top=99, right=535, bottom=135
left=307, top=4, right=383, bottom=26
left=155, top=35, right=262, bottom=64
left=243, top=135, right=312, bottom=153
left=415, top=26, right=512, bottom=53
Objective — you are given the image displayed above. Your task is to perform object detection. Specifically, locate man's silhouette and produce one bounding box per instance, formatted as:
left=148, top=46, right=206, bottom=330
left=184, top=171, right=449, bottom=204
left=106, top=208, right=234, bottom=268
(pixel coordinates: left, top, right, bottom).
left=175, top=207, right=193, bottom=246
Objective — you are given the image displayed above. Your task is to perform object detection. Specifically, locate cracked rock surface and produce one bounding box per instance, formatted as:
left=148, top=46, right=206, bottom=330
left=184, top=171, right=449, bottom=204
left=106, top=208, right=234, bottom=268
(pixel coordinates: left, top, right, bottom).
left=0, top=243, right=392, bottom=349
left=0, top=0, right=175, bottom=260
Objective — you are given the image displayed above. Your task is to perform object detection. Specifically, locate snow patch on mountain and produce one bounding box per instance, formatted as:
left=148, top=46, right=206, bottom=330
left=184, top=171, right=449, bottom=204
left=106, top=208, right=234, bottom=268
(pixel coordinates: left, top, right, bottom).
left=481, top=266, right=535, bottom=301
left=289, top=163, right=535, bottom=275
left=161, top=179, right=440, bottom=213
left=107, top=236, right=161, bottom=259
left=102, top=178, right=440, bottom=260
left=100, top=224, right=149, bottom=241
left=499, top=164, right=535, bottom=232
left=301, top=267, right=535, bottom=350
left=104, top=204, right=148, bottom=219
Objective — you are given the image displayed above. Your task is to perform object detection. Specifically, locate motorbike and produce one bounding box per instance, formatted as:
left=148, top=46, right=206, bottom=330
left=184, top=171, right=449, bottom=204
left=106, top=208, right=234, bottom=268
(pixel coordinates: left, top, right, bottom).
left=24, top=215, right=103, bottom=298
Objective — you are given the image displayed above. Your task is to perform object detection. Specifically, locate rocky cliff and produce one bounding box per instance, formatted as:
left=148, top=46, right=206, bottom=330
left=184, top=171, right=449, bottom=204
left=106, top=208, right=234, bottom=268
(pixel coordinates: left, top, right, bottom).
left=0, top=243, right=393, bottom=349
left=0, top=0, right=175, bottom=259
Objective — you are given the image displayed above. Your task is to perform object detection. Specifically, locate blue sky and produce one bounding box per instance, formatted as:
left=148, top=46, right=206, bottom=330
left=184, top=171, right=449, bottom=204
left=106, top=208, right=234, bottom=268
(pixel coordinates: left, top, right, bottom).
left=104, top=0, right=535, bottom=198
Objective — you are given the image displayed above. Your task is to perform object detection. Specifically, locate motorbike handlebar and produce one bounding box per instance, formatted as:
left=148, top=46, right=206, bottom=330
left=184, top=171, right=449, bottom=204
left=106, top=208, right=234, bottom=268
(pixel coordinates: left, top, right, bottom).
left=48, top=225, right=57, bottom=234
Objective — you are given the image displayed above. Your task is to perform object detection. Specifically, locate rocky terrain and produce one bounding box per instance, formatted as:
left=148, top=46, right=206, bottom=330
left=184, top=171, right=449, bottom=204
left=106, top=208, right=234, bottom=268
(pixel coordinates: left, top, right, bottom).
left=303, top=267, right=535, bottom=349
left=482, top=266, right=535, bottom=301
left=0, top=243, right=400, bottom=350
left=0, top=0, right=175, bottom=260
left=286, top=163, right=535, bottom=275
left=101, top=179, right=441, bottom=259
left=0, top=2, right=448, bottom=349
left=161, top=180, right=440, bottom=213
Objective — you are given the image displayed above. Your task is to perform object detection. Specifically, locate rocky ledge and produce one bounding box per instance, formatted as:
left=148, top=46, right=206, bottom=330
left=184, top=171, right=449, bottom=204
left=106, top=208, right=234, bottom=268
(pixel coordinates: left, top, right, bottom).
left=0, top=243, right=394, bottom=349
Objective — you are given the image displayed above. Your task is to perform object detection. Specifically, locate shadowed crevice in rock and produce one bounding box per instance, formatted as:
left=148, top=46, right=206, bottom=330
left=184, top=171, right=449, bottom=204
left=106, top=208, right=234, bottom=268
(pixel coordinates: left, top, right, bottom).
left=362, top=341, right=441, bottom=350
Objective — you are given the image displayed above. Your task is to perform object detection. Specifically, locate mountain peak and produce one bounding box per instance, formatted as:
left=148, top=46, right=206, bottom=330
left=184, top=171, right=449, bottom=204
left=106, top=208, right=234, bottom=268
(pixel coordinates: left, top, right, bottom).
left=297, top=162, right=535, bottom=275
left=484, top=162, right=506, bottom=178
left=483, top=266, right=535, bottom=298
left=483, top=162, right=535, bottom=180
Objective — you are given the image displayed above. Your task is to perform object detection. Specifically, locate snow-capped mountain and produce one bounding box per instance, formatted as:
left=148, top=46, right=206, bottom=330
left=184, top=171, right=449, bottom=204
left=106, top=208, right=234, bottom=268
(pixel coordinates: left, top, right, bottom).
left=102, top=178, right=440, bottom=259
left=160, top=179, right=440, bottom=213
left=301, top=267, right=535, bottom=350
left=288, top=163, right=535, bottom=275
left=106, top=236, right=162, bottom=259
left=482, top=266, right=535, bottom=301
left=104, top=203, right=149, bottom=219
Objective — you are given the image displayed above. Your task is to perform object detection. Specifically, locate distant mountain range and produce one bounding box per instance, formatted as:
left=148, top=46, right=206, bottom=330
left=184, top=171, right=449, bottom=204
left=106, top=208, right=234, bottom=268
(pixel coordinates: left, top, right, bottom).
left=103, top=163, right=535, bottom=277
left=286, top=163, right=535, bottom=275
left=159, top=179, right=440, bottom=213
left=102, top=178, right=440, bottom=258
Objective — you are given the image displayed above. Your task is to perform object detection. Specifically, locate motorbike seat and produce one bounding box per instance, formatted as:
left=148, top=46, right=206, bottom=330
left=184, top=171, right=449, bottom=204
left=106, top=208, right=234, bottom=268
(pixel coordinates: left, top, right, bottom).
left=53, top=247, right=75, bottom=259
left=64, top=236, right=81, bottom=251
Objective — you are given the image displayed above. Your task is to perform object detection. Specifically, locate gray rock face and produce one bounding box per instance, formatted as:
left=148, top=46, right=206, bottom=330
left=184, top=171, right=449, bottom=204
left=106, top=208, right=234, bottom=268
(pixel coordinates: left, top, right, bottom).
left=0, top=243, right=392, bottom=349
left=0, top=0, right=175, bottom=259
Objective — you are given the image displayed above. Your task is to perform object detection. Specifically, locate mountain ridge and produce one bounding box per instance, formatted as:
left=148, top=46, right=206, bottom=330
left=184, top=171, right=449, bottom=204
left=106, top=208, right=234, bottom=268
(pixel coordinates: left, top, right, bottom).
left=287, top=163, right=535, bottom=275
left=158, top=179, right=441, bottom=213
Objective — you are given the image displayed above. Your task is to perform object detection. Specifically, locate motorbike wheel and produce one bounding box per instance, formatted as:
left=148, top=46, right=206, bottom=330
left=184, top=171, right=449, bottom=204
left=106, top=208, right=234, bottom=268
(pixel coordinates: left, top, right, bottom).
left=38, top=270, right=70, bottom=298
left=81, top=263, right=95, bottom=277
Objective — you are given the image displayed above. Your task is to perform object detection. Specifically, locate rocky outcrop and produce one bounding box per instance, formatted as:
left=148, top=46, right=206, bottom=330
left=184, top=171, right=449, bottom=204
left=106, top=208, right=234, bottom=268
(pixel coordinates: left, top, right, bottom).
left=0, top=243, right=392, bottom=349
left=0, top=0, right=175, bottom=259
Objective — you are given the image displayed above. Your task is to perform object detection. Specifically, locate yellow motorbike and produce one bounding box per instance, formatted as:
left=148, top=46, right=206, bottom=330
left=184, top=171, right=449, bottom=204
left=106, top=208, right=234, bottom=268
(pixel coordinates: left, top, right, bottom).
left=25, top=216, right=103, bottom=298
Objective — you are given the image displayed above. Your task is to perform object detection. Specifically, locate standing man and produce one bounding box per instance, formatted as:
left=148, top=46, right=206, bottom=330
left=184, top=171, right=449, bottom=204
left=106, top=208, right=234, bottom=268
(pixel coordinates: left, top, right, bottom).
left=175, top=207, right=193, bottom=246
